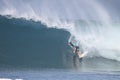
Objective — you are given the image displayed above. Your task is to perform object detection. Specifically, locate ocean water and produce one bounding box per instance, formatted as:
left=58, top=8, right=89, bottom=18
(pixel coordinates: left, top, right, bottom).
left=1, top=0, right=120, bottom=79
left=0, top=15, right=120, bottom=80
left=0, top=15, right=70, bottom=68
left=0, top=69, right=120, bottom=80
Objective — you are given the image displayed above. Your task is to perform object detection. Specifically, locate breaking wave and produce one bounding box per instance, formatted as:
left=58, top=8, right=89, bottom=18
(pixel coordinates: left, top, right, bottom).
left=0, top=0, right=120, bottom=71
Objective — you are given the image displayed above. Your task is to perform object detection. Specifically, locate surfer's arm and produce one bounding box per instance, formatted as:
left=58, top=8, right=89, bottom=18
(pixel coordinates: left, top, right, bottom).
left=68, top=42, right=75, bottom=49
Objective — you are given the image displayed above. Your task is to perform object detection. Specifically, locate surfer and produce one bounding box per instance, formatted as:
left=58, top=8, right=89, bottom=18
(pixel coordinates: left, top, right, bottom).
left=68, top=42, right=83, bottom=61
left=68, top=42, right=82, bottom=55
left=68, top=42, right=83, bottom=68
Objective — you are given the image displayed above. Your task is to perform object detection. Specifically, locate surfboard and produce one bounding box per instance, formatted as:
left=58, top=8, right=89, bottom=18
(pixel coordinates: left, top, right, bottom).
left=78, top=51, right=87, bottom=58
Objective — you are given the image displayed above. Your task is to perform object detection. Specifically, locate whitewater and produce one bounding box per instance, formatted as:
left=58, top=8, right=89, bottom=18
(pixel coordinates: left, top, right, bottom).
left=0, top=0, right=120, bottom=66
left=2, top=0, right=120, bottom=61
left=1, top=0, right=120, bottom=80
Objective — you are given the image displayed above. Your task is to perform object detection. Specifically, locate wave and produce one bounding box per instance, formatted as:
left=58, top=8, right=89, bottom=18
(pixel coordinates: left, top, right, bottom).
left=0, top=15, right=70, bottom=68
left=0, top=0, right=120, bottom=62
left=0, top=0, right=120, bottom=71
left=0, top=15, right=120, bottom=72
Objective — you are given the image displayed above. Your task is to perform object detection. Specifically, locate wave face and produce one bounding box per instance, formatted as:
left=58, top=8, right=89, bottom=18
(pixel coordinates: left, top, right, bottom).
left=0, top=15, right=70, bottom=68
left=0, top=0, right=120, bottom=71
left=0, top=16, right=120, bottom=71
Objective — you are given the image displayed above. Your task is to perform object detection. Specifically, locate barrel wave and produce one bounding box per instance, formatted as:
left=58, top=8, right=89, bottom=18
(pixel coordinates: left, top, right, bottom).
left=0, top=15, right=120, bottom=72
left=0, top=15, right=70, bottom=68
left=0, top=0, right=120, bottom=71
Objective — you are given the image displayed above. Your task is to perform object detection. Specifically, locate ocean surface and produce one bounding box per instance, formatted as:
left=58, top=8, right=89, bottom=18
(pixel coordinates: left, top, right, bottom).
left=1, top=0, right=120, bottom=79
left=0, top=15, right=120, bottom=80
left=0, top=69, right=120, bottom=80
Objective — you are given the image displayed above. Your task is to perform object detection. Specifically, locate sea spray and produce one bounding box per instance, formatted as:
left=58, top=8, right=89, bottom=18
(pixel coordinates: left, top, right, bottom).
left=0, top=0, right=120, bottom=61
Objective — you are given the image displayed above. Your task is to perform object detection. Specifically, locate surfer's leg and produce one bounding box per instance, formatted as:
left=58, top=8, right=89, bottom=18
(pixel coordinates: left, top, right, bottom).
left=73, top=55, right=77, bottom=67
left=79, top=57, right=83, bottom=63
